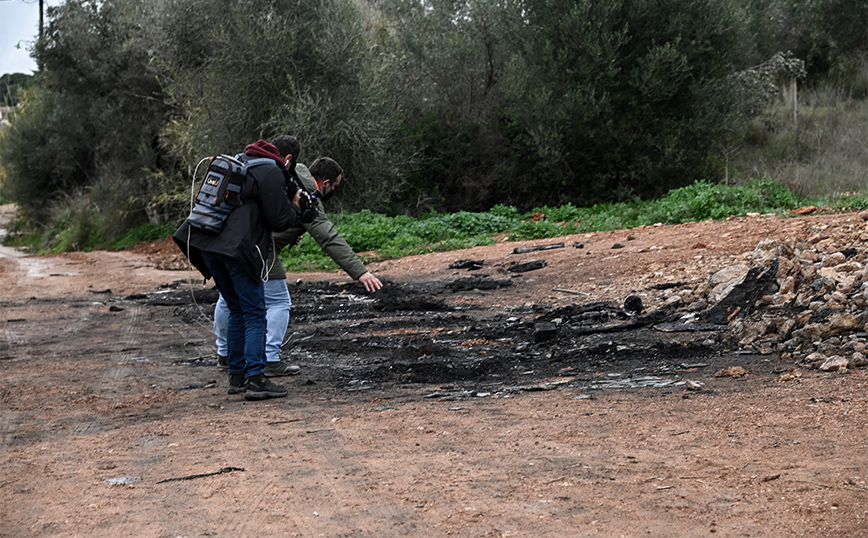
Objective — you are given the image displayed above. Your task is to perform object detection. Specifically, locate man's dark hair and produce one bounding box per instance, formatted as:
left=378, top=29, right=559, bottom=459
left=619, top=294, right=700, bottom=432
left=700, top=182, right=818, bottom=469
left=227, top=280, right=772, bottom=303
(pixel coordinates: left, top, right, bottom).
left=309, top=157, right=343, bottom=182
left=271, top=135, right=301, bottom=171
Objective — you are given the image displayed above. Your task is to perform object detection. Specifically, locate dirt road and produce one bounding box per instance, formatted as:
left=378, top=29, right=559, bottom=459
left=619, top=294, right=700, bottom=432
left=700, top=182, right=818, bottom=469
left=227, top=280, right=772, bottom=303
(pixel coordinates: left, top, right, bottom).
left=1, top=203, right=867, bottom=537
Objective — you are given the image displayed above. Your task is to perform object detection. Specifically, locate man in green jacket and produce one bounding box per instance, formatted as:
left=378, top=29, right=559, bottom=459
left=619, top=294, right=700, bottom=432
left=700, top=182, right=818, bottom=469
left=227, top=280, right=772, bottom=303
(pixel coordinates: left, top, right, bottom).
left=214, top=140, right=383, bottom=376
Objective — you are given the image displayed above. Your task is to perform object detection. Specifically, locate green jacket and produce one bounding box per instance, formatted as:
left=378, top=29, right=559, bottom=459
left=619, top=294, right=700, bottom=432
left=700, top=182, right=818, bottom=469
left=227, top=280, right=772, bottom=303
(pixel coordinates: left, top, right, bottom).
left=264, top=163, right=368, bottom=281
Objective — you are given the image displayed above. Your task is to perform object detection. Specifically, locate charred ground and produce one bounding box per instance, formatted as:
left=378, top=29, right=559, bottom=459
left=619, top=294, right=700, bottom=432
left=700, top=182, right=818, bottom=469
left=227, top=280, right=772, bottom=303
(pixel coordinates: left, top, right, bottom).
left=159, top=274, right=786, bottom=397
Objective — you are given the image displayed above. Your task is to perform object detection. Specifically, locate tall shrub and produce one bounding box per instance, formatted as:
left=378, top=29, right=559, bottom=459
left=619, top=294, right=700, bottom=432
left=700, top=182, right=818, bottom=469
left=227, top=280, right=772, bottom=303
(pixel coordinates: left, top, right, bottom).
left=1, top=0, right=172, bottom=234
left=152, top=0, right=407, bottom=213
left=499, top=0, right=753, bottom=205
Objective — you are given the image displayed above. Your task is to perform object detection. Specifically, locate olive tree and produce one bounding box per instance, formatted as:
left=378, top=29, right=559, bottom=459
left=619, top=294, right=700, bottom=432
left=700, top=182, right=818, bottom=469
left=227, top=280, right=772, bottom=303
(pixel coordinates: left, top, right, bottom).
left=499, top=0, right=754, bottom=204
left=371, top=0, right=519, bottom=212
left=1, top=0, right=171, bottom=240
left=147, top=0, right=408, bottom=213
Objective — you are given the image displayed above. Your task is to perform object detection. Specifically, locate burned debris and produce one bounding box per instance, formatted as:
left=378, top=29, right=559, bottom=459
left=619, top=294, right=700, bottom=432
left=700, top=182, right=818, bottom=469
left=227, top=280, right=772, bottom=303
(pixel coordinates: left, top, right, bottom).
left=446, top=277, right=513, bottom=291
left=507, top=260, right=547, bottom=273
left=512, top=242, right=565, bottom=254
left=624, top=294, right=643, bottom=314
left=449, top=259, right=485, bottom=270
left=702, top=259, right=779, bottom=324
left=124, top=226, right=868, bottom=394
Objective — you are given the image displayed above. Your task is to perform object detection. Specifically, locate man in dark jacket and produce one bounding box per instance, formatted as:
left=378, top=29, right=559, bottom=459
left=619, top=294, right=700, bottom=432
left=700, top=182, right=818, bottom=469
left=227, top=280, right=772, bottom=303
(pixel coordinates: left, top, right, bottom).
left=212, top=150, right=383, bottom=376
left=174, top=139, right=305, bottom=400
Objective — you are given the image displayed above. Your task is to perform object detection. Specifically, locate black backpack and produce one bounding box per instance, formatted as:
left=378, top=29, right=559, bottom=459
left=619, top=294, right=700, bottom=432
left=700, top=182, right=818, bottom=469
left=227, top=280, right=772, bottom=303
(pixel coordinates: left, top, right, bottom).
left=186, top=154, right=273, bottom=233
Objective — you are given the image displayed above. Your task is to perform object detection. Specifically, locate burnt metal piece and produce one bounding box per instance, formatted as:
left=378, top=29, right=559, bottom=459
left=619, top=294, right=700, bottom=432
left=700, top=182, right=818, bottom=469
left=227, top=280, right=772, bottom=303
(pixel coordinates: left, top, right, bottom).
left=449, top=259, right=485, bottom=270
left=624, top=294, right=643, bottom=314
left=513, top=243, right=564, bottom=254
left=508, top=260, right=547, bottom=273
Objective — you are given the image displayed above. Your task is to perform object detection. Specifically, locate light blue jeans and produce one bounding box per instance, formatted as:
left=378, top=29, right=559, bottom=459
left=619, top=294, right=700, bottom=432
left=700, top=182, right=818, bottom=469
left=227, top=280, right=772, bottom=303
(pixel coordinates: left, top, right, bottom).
left=215, top=279, right=291, bottom=363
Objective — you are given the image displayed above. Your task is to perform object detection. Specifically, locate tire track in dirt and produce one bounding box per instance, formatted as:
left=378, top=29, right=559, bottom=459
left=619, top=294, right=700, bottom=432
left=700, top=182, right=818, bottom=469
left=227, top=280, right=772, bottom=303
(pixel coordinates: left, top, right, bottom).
left=66, top=303, right=147, bottom=437
left=0, top=302, right=30, bottom=362
left=0, top=410, right=21, bottom=447
left=244, top=400, right=420, bottom=537
left=1, top=297, right=95, bottom=444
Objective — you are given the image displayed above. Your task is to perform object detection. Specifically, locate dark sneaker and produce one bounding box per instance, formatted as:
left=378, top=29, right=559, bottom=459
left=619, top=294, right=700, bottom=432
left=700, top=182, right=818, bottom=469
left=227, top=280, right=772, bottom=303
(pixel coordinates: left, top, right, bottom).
left=228, top=373, right=246, bottom=395
left=217, top=354, right=228, bottom=370
left=264, top=360, right=301, bottom=377
left=245, top=374, right=288, bottom=400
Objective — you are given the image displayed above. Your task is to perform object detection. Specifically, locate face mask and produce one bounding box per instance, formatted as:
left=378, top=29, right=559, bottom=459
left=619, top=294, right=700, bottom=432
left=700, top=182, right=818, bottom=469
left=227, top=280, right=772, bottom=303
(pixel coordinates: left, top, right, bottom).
left=320, top=188, right=335, bottom=203
left=317, top=179, right=338, bottom=203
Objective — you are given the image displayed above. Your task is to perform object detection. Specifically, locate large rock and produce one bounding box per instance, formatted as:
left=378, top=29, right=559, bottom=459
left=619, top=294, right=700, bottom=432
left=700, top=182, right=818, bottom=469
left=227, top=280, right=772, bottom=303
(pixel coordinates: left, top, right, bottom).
left=819, top=355, right=849, bottom=371
left=707, top=264, right=750, bottom=303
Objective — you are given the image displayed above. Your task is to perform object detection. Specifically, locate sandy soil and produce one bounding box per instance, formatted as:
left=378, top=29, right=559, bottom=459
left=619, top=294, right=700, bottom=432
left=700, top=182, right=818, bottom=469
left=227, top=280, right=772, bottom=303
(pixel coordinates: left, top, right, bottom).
left=1, top=202, right=867, bottom=538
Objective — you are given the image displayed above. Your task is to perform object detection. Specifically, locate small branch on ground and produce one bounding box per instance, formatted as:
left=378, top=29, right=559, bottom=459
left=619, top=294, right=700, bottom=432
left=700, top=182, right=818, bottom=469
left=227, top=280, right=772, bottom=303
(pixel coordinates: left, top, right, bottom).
left=157, top=466, right=244, bottom=484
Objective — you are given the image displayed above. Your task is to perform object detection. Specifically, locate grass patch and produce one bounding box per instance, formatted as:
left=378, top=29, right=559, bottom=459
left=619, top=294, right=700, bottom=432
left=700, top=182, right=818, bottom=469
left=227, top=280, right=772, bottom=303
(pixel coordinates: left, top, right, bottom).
left=280, top=177, right=860, bottom=273
left=732, top=80, right=868, bottom=197
left=110, top=221, right=178, bottom=250
left=31, top=177, right=860, bottom=272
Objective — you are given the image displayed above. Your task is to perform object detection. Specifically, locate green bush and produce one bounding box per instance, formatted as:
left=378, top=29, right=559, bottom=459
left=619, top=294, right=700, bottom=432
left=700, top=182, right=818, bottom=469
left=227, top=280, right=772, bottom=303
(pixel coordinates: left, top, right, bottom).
left=507, top=220, right=576, bottom=241
left=649, top=178, right=800, bottom=222
left=48, top=206, right=105, bottom=253
left=96, top=178, right=866, bottom=275
left=111, top=221, right=178, bottom=250
left=276, top=178, right=811, bottom=272
left=828, top=193, right=868, bottom=211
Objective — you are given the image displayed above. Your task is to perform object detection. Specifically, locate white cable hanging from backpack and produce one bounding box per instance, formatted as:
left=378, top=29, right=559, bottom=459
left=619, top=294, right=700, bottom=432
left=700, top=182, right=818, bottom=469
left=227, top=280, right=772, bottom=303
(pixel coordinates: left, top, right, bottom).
left=190, top=157, right=211, bottom=212
left=262, top=234, right=278, bottom=282
left=256, top=244, right=268, bottom=282
left=184, top=157, right=218, bottom=329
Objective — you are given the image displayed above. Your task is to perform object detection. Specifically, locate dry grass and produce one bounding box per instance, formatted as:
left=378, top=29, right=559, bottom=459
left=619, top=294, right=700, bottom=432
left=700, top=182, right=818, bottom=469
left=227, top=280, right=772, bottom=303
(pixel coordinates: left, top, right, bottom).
left=732, top=60, right=868, bottom=199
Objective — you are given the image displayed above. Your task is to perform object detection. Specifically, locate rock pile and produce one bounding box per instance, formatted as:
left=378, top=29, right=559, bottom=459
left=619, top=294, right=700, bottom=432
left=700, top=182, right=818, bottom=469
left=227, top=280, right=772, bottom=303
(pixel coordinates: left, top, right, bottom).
left=674, top=212, right=868, bottom=372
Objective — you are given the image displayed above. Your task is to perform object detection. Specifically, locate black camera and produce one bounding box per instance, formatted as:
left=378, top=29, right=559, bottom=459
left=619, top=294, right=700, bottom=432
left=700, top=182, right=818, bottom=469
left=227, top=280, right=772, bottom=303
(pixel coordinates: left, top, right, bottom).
left=284, top=170, right=319, bottom=223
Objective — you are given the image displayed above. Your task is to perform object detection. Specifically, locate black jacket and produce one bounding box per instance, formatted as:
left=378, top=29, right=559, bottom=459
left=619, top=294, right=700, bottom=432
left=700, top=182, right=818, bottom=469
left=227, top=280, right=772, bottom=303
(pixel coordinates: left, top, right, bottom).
left=173, top=155, right=300, bottom=281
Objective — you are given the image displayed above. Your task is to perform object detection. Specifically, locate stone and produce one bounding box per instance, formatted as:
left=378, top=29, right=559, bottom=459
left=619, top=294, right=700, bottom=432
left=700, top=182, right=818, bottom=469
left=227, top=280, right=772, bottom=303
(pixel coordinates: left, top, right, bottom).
left=822, top=252, right=847, bottom=267
left=819, top=355, right=849, bottom=371
left=773, top=291, right=797, bottom=307
left=829, top=312, right=864, bottom=334
left=708, top=265, right=750, bottom=303
left=753, top=240, right=793, bottom=261
left=687, top=298, right=708, bottom=312
left=818, top=267, right=842, bottom=286
left=714, top=366, right=749, bottom=378
left=776, top=256, right=795, bottom=277
left=807, top=233, right=827, bottom=245
left=830, top=291, right=848, bottom=304
left=800, top=250, right=822, bottom=263
left=778, top=370, right=802, bottom=382
left=834, top=261, right=862, bottom=274
left=777, top=318, right=796, bottom=339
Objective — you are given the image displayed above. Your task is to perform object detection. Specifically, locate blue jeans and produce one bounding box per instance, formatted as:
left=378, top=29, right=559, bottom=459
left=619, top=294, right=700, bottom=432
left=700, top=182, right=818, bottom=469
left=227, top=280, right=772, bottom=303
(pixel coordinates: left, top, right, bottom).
left=215, top=279, right=291, bottom=363
left=201, top=252, right=267, bottom=378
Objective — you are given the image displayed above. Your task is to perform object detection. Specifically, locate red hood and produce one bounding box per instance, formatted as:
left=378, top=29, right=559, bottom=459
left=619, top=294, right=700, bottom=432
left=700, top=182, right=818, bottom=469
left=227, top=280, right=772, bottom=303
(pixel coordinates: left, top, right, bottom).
left=244, top=140, right=284, bottom=167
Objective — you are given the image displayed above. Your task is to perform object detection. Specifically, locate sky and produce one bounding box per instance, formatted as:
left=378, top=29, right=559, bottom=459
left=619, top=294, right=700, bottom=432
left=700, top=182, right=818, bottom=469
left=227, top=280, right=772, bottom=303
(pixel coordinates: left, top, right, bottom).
left=1, top=0, right=63, bottom=75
